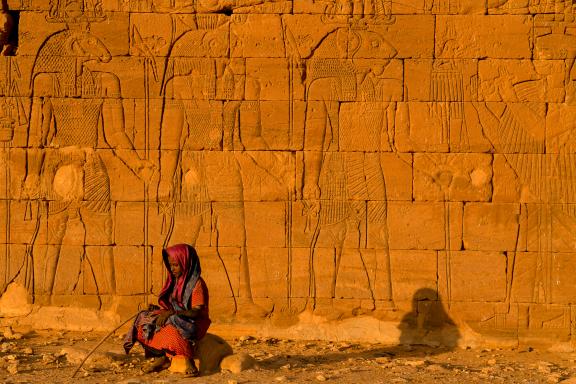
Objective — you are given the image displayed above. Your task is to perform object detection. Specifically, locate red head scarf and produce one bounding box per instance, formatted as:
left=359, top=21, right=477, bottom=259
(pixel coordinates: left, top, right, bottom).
left=158, top=244, right=201, bottom=310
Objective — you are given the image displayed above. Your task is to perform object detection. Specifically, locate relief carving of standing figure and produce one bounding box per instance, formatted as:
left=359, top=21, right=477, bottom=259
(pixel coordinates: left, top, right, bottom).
left=302, top=25, right=398, bottom=313
left=22, top=6, right=153, bottom=303
left=158, top=20, right=266, bottom=318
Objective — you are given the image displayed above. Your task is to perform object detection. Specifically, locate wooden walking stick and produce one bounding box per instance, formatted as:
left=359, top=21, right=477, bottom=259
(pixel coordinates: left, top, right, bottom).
left=70, top=312, right=139, bottom=378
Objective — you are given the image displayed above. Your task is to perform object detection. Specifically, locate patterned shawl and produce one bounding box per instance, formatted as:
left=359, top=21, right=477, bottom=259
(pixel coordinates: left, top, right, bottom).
left=159, top=243, right=201, bottom=311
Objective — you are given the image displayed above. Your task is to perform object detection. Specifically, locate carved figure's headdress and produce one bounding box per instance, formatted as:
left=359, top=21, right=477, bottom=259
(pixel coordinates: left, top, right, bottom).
left=46, top=0, right=106, bottom=24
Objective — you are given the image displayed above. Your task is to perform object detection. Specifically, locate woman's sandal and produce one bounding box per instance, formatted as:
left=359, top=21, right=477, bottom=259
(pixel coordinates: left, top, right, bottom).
left=186, top=363, right=199, bottom=377
left=167, top=355, right=200, bottom=375
left=142, top=356, right=170, bottom=373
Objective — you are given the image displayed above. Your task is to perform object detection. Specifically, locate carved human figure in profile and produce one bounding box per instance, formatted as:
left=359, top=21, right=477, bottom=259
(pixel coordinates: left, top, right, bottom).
left=158, top=18, right=266, bottom=319
left=474, top=58, right=576, bottom=309
left=22, top=0, right=153, bottom=304
left=301, top=24, right=399, bottom=315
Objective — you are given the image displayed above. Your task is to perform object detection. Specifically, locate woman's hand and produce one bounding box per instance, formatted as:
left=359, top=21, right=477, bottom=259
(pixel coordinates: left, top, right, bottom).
left=156, top=310, right=174, bottom=326
left=178, top=306, right=202, bottom=319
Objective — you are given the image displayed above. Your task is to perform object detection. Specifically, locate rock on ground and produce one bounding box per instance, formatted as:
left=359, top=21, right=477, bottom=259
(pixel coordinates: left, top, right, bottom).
left=220, top=352, right=257, bottom=373
left=194, top=333, right=234, bottom=374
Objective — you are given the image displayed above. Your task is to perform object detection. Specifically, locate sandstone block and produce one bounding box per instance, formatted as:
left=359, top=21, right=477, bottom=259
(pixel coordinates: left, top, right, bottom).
left=17, top=12, right=64, bottom=56
left=435, top=16, right=532, bottom=59
left=521, top=204, right=576, bottom=253
left=245, top=202, right=287, bottom=248
left=293, top=0, right=330, bottom=14
left=113, top=246, right=150, bottom=295
left=231, top=15, right=285, bottom=58
left=238, top=151, right=295, bottom=201
left=0, top=148, right=26, bottom=198
left=0, top=245, right=33, bottom=298
left=463, top=203, right=520, bottom=251
left=333, top=248, right=380, bottom=300
left=129, top=13, right=173, bottom=58
left=103, top=150, right=147, bottom=202
left=195, top=246, right=240, bottom=298
left=340, top=59, right=404, bottom=102
left=395, top=102, right=493, bottom=153
left=511, top=251, right=575, bottom=304
left=449, top=251, right=507, bottom=302
left=546, top=106, right=576, bottom=154
left=449, top=301, right=520, bottom=332
left=261, top=100, right=306, bottom=151
left=281, top=14, right=340, bottom=59
left=288, top=247, right=310, bottom=299
left=246, top=58, right=290, bottom=101
left=405, top=59, right=478, bottom=102
left=381, top=153, right=413, bottom=201
left=392, top=0, right=486, bottom=14
left=550, top=253, right=576, bottom=304
left=114, top=202, right=144, bottom=246
left=414, top=153, right=493, bottom=202
left=479, top=60, right=566, bottom=103
left=6, top=0, right=49, bottom=11
left=247, top=247, right=288, bottom=300
left=369, top=15, right=435, bottom=59
left=388, top=202, right=446, bottom=250
left=19, top=12, right=129, bottom=57
left=492, top=155, right=522, bottom=203
left=534, top=14, right=576, bottom=60
left=390, top=250, right=437, bottom=302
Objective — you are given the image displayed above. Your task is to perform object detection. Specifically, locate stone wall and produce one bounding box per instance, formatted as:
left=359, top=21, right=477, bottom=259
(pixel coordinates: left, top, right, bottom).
left=1, top=0, right=576, bottom=347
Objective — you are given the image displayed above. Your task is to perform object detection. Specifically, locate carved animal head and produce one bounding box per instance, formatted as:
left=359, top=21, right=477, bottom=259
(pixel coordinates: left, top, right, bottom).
left=349, top=29, right=397, bottom=60
left=65, top=30, right=111, bottom=63
left=31, top=29, right=111, bottom=94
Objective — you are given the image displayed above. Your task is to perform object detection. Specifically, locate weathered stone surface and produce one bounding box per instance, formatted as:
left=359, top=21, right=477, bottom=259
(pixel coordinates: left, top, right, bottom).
left=492, top=155, right=522, bottom=203
left=463, top=203, right=520, bottom=251
left=369, top=16, right=435, bottom=59
left=0, top=0, right=575, bottom=350
left=405, top=59, right=478, bottom=102
left=247, top=247, right=289, bottom=300
left=435, top=16, right=532, bottom=59
left=479, top=60, right=566, bottom=103
left=449, top=251, right=507, bottom=302
left=388, top=202, right=445, bottom=249
left=231, top=15, right=285, bottom=58
left=220, top=352, right=257, bottom=374
left=388, top=202, right=461, bottom=250
left=195, top=333, right=234, bottom=374
left=381, top=153, right=413, bottom=201
left=390, top=250, right=437, bottom=302
left=0, top=283, right=32, bottom=317
left=414, top=154, right=493, bottom=202
left=393, top=0, right=486, bottom=15
left=395, top=102, right=493, bottom=153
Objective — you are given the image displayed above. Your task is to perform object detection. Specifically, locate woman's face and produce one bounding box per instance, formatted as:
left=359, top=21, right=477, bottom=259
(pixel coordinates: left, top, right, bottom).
left=168, top=257, right=182, bottom=278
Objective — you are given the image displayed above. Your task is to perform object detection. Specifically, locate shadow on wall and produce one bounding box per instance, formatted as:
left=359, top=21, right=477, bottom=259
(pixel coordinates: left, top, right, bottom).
left=256, top=288, right=461, bottom=372
left=398, top=288, right=460, bottom=348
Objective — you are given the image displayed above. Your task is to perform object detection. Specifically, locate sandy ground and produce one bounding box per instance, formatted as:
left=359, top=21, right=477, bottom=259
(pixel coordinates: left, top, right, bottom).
left=0, top=327, right=575, bottom=383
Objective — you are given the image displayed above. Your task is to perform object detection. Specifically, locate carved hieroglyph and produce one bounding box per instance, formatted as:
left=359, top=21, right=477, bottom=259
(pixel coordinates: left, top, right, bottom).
left=1, top=0, right=576, bottom=345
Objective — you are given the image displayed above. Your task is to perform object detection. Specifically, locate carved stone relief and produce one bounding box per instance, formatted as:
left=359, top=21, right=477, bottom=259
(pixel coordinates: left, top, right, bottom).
left=1, top=0, right=576, bottom=347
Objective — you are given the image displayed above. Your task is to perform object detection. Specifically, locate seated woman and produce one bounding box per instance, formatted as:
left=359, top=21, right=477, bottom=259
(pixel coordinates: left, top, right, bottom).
left=124, top=244, right=211, bottom=375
